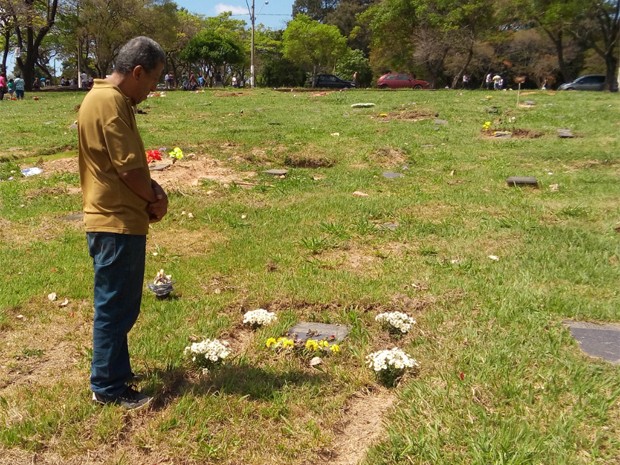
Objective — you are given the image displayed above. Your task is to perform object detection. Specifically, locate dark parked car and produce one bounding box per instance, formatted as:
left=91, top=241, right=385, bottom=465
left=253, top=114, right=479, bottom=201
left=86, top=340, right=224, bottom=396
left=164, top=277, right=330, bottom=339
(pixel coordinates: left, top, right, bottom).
left=558, top=74, right=606, bottom=91
left=377, top=73, right=430, bottom=89
left=309, top=74, right=355, bottom=89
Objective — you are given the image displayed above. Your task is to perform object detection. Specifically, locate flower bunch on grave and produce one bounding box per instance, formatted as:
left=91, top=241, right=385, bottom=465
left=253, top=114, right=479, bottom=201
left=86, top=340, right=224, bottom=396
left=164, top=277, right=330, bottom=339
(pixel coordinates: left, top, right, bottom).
left=366, top=347, right=419, bottom=387
left=265, top=337, right=295, bottom=351
left=169, top=147, right=184, bottom=163
left=184, top=338, right=231, bottom=374
left=375, top=311, right=416, bottom=335
left=481, top=121, right=492, bottom=132
left=146, top=149, right=162, bottom=163
left=147, top=269, right=174, bottom=297
left=243, top=309, right=277, bottom=328
left=303, top=338, right=340, bottom=354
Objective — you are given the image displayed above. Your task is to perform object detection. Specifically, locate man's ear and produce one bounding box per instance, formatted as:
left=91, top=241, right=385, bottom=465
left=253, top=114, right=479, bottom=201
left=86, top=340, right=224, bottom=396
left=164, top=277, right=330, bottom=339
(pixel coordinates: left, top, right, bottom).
left=131, top=65, right=145, bottom=80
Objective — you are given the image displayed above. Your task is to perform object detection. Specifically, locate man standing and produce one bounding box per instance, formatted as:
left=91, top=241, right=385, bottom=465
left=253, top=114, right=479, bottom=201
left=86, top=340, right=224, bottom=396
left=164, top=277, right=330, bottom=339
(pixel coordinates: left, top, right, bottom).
left=14, top=74, right=25, bottom=100
left=77, top=36, right=168, bottom=410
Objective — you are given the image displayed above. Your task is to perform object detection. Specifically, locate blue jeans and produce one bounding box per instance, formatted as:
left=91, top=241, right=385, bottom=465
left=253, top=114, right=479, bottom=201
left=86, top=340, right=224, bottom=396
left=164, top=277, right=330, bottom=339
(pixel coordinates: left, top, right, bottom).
left=87, top=233, right=146, bottom=397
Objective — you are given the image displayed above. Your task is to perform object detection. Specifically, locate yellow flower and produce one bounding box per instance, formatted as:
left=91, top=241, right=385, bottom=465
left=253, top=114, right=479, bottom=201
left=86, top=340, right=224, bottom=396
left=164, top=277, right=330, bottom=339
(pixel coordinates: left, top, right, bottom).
left=330, top=344, right=340, bottom=353
left=281, top=338, right=295, bottom=348
left=265, top=337, right=277, bottom=348
left=305, top=339, right=319, bottom=351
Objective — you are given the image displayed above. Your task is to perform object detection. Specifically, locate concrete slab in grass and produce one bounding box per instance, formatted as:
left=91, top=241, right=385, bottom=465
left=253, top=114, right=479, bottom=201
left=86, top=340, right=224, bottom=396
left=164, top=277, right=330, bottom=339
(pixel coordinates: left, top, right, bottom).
left=287, top=322, right=350, bottom=343
left=565, top=320, right=620, bottom=365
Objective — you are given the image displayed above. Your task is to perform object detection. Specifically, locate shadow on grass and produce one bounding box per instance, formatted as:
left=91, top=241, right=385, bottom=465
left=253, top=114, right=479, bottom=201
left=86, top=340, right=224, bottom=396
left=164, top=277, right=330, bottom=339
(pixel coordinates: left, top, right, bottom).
left=151, top=362, right=327, bottom=408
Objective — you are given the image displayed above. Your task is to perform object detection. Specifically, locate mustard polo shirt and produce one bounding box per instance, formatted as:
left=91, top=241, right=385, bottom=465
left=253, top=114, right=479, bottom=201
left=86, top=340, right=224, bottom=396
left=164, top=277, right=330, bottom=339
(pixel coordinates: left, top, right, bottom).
left=78, top=79, right=151, bottom=235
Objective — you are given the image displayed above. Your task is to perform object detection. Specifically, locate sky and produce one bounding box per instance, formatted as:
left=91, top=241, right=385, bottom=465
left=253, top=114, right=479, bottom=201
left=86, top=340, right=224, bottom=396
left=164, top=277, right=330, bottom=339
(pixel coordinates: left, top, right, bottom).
left=175, top=0, right=293, bottom=29
left=4, top=0, right=293, bottom=75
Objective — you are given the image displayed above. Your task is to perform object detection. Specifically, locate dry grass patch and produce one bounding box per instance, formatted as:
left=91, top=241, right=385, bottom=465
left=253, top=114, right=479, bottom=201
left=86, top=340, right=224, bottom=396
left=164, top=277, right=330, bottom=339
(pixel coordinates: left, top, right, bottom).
left=0, top=297, right=91, bottom=393
left=284, top=152, right=335, bottom=168
left=367, top=146, right=408, bottom=167
left=323, top=387, right=396, bottom=465
left=372, top=109, right=435, bottom=123
left=150, top=155, right=256, bottom=189
left=148, top=227, right=228, bottom=258
left=0, top=215, right=82, bottom=246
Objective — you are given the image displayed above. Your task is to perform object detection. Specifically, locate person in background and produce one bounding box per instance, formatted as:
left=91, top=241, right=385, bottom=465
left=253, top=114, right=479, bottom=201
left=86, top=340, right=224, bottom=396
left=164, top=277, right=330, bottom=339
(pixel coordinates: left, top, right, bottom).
left=77, top=36, right=168, bottom=410
left=7, top=78, right=15, bottom=99
left=14, top=75, right=25, bottom=99
left=0, top=72, right=7, bottom=100
left=462, top=74, right=470, bottom=89
left=485, top=72, right=493, bottom=90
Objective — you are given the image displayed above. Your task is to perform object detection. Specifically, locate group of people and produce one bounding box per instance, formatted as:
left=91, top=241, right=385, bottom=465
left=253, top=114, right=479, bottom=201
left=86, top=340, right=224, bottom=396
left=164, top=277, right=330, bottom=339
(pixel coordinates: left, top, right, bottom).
left=164, top=71, right=241, bottom=90
left=485, top=72, right=504, bottom=90
left=0, top=72, right=26, bottom=100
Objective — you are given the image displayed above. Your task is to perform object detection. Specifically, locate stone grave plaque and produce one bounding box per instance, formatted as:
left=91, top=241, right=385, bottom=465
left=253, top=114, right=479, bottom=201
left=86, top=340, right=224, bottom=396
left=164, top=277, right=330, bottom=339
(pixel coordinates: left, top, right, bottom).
left=506, top=176, right=539, bottom=187
left=565, top=321, right=620, bottom=365
left=287, top=322, right=350, bottom=343
left=149, top=162, right=172, bottom=171
left=264, top=169, right=288, bottom=176
left=558, top=129, right=575, bottom=138
left=383, top=172, right=404, bottom=179
left=62, top=212, right=84, bottom=222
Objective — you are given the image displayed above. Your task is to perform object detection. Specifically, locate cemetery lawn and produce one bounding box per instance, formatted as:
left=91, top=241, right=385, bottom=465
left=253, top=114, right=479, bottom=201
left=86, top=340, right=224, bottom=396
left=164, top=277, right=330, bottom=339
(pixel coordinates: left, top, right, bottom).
left=0, top=87, right=619, bottom=465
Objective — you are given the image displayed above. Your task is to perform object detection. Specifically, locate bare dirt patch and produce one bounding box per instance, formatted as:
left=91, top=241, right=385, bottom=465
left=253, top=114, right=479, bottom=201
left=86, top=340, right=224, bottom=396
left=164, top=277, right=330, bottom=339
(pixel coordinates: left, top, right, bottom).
left=148, top=227, right=228, bottom=257
left=481, top=128, right=544, bottom=139
left=36, top=155, right=256, bottom=191
left=321, top=388, right=396, bottom=465
left=0, top=297, right=91, bottom=394
left=368, top=147, right=408, bottom=167
left=372, top=109, right=435, bottom=123
left=150, top=156, right=256, bottom=190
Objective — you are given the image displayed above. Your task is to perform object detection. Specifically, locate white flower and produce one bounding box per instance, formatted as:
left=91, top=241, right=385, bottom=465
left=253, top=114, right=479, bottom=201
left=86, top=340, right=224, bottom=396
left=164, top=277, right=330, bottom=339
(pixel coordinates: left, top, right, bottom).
left=243, top=309, right=277, bottom=327
left=184, top=338, right=231, bottom=369
left=366, top=348, right=419, bottom=373
left=375, top=311, right=416, bottom=334
left=154, top=269, right=172, bottom=284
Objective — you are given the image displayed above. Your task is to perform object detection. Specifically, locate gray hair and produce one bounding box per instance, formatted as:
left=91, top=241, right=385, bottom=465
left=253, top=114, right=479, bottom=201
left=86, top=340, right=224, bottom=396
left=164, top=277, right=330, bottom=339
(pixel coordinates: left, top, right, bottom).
left=114, top=36, right=165, bottom=75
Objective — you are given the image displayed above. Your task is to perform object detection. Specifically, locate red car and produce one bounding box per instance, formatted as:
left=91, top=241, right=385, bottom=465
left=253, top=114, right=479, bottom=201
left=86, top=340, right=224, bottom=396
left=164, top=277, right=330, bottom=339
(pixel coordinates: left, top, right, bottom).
left=377, top=73, right=430, bottom=89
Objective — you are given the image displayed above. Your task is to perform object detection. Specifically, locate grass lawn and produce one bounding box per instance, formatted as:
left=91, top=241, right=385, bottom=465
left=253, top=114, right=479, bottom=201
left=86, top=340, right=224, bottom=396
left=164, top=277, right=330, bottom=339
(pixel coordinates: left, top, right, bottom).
left=0, top=87, right=619, bottom=465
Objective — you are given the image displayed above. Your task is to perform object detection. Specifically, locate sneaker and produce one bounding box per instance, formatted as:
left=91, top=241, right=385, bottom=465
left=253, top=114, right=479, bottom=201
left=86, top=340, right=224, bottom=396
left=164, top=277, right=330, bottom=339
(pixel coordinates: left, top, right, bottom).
left=92, top=386, right=153, bottom=411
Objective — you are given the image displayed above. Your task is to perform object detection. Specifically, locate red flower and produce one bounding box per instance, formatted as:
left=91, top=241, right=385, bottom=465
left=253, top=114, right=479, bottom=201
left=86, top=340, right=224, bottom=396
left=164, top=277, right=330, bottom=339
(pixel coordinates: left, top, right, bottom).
left=146, top=149, right=162, bottom=163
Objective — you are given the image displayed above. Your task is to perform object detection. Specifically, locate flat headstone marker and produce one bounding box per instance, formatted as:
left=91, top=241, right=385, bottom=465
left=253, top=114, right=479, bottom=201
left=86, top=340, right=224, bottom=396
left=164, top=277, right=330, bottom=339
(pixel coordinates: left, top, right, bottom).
left=558, top=129, right=575, bottom=138
left=494, top=131, right=512, bottom=138
left=62, top=212, right=84, bottom=222
left=383, top=171, right=404, bottom=179
left=264, top=169, right=288, bottom=176
left=377, top=222, right=399, bottom=231
left=149, top=162, right=172, bottom=171
left=565, top=321, right=620, bottom=365
left=351, top=103, right=375, bottom=108
left=287, top=322, right=350, bottom=343
left=506, top=176, right=539, bottom=187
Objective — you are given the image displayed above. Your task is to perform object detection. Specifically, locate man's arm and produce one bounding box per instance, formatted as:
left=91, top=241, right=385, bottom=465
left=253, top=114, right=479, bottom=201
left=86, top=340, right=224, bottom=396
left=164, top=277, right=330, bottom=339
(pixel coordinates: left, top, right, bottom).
left=119, top=169, right=168, bottom=222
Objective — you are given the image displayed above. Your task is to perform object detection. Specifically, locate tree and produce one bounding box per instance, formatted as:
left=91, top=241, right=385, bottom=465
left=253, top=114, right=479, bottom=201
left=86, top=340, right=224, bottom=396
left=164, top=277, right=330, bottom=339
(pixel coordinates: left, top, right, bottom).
left=584, top=0, right=619, bottom=90
left=6, top=0, right=60, bottom=90
left=359, top=0, right=418, bottom=77
left=181, top=29, right=244, bottom=84
left=324, top=0, right=374, bottom=52
left=292, top=0, right=339, bottom=23
left=335, top=48, right=371, bottom=85
left=283, top=13, right=347, bottom=82
left=502, top=0, right=587, bottom=83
